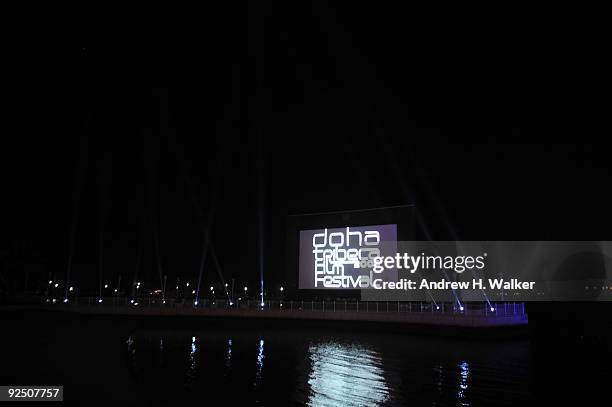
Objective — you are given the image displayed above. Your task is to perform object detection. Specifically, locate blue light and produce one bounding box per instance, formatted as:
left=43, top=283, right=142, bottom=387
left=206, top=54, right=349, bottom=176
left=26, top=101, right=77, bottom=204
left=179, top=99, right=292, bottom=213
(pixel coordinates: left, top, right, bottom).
left=459, top=305, right=464, bottom=311
left=458, top=360, right=470, bottom=401
left=257, top=339, right=265, bottom=377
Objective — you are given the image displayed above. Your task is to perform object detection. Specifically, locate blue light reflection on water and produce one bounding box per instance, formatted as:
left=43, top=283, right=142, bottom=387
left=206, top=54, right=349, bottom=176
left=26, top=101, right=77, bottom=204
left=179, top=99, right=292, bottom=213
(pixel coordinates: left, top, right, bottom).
left=225, top=339, right=232, bottom=373
left=185, top=336, right=198, bottom=387
left=458, top=360, right=470, bottom=406
left=113, top=330, right=527, bottom=406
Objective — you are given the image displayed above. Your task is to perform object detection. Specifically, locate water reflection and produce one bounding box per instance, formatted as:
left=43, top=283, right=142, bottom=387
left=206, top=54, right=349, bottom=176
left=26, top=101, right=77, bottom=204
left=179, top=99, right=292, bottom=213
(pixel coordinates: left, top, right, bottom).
left=307, top=342, right=389, bottom=407
left=433, top=363, right=445, bottom=397
left=126, top=335, right=137, bottom=371
left=186, top=336, right=198, bottom=387
left=457, top=361, right=470, bottom=406
left=158, top=338, right=164, bottom=367
left=256, top=339, right=265, bottom=381
left=115, top=330, right=527, bottom=406
left=225, top=339, right=232, bottom=373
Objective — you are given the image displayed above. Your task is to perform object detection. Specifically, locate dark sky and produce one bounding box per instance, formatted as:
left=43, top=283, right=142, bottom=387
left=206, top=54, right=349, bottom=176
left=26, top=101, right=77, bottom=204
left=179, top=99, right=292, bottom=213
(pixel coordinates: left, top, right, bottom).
left=2, top=2, right=610, bottom=293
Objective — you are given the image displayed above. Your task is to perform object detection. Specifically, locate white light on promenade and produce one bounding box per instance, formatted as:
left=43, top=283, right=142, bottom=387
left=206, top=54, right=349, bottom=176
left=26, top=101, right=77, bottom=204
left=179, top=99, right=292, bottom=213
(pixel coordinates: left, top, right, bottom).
left=54, top=283, right=59, bottom=288
left=63, top=298, right=68, bottom=303
left=192, top=290, right=196, bottom=294
left=114, top=288, right=118, bottom=293
left=490, top=307, right=495, bottom=312
left=69, top=286, right=74, bottom=292
left=244, top=287, right=248, bottom=292
left=280, top=286, right=284, bottom=292
left=210, top=286, right=214, bottom=291
left=186, top=282, right=190, bottom=287
left=48, top=280, right=53, bottom=285
left=98, top=299, right=103, bottom=303
left=104, top=284, right=108, bottom=289
left=194, top=300, right=198, bottom=306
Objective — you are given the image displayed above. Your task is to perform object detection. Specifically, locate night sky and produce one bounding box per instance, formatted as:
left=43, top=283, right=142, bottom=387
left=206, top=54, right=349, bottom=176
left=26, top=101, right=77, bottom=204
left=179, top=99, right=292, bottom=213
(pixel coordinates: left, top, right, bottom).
left=2, top=2, right=610, bottom=294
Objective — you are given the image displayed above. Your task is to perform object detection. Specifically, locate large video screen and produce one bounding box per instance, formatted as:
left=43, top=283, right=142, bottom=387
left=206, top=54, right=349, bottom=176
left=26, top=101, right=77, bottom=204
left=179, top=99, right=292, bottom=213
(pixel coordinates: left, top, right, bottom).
left=298, top=224, right=397, bottom=289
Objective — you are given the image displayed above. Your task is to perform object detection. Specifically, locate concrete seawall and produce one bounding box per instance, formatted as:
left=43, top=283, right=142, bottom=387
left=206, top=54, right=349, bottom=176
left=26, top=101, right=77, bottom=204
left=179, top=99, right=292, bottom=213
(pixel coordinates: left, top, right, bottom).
left=10, top=304, right=528, bottom=328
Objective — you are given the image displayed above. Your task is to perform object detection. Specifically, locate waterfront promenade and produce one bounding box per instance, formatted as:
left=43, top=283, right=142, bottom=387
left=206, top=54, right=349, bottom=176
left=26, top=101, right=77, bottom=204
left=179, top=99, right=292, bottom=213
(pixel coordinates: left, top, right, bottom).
left=20, top=298, right=528, bottom=329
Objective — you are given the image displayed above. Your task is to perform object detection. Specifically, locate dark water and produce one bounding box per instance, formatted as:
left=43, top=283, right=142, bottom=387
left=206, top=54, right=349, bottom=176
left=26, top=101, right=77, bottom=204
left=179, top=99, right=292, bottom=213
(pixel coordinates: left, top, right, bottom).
left=0, top=311, right=609, bottom=406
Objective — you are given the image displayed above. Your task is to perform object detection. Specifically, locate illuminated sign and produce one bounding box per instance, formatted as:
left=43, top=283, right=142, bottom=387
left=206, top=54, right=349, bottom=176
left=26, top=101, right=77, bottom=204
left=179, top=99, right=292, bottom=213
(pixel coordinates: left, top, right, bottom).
left=298, top=224, right=397, bottom=289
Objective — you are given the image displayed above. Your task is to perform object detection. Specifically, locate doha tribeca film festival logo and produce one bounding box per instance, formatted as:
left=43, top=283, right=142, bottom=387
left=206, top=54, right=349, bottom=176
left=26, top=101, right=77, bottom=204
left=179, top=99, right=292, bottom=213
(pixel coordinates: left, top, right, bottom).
left=311, top=225, right=397, bottom=288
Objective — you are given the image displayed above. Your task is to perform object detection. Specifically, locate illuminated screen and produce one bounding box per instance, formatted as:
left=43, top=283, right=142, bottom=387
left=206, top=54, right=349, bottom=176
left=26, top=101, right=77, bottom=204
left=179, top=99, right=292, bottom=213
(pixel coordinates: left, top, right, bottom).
left=298, top=224, right=397, bottom=289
